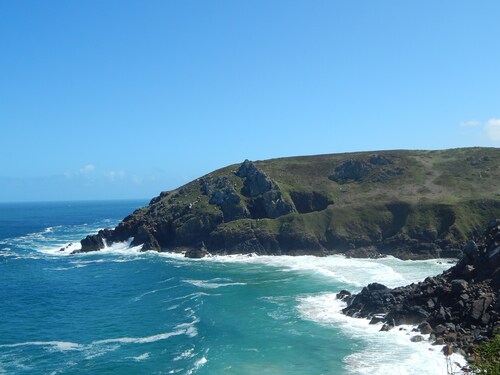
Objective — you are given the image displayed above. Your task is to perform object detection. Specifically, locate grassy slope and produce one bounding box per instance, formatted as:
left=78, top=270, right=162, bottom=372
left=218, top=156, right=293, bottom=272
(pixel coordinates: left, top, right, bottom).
left=142, top=147, right=500, bottom=257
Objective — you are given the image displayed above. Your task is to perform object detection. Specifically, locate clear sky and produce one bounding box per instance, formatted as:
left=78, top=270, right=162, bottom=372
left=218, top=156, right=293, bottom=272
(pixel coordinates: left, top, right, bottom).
left=1, top=1, right=499, bottom=202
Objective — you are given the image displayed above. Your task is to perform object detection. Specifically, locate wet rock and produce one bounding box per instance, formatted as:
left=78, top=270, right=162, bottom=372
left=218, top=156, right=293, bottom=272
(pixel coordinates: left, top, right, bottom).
left=185, top=242, right=210, bottom=259
left=418, top=321, right=433, bottom=334
left=336, top=290, right=351, bottom=301
left=380, top=324, right=393, bottom=332
left=78, top=229, right=113, bottom=253
left=341, top=220, right=500, bottom=359
left=442, top=345, right=454, bottom=356
left=410, top=335, right=424, bottom=342
left=131, top=225, right=161, bottom=252
left=59, top=243, right=73, bottom=252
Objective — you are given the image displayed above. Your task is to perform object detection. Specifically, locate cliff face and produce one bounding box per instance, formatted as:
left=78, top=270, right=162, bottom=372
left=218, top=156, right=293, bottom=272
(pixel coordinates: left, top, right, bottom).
left=340, top=220, right=500, bottom=361
left=76, top=147, right=500, bottom=258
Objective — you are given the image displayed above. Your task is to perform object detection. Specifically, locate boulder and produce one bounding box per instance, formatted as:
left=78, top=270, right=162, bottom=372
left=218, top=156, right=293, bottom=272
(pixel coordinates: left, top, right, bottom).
left=185, top=242, right=210, bottom=259
left=410, top=335, right=424, bottom=342
left=336, top=290, right=352, bottom=301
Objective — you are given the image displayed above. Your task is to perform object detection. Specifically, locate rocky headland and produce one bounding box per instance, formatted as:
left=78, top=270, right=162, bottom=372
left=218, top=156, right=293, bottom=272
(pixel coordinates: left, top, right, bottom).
left=74, top=148, right=500, bottom=259
left=340, top=219, right=500, bottom=362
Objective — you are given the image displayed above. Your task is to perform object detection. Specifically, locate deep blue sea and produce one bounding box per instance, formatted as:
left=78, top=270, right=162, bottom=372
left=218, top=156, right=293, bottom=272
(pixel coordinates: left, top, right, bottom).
left=0, top=200, right=466, bottom=374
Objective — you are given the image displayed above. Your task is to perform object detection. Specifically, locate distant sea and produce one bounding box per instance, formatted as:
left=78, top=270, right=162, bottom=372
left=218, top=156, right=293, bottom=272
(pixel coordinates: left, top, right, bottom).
left=0, top=200, right=466, bottom=374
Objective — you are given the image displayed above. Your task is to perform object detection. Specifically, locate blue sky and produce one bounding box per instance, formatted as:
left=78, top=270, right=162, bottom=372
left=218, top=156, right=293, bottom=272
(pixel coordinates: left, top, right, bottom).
left=1, top=1, right=499, bottom=202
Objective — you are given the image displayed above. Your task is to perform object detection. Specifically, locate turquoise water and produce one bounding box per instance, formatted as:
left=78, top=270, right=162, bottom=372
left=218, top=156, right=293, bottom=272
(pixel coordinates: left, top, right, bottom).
left=0, top=201, right=463, bottom=374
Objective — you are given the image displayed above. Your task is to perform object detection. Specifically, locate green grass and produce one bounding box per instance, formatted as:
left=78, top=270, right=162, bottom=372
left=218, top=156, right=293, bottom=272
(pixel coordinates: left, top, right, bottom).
left=130, top=147, right=500, bottom=255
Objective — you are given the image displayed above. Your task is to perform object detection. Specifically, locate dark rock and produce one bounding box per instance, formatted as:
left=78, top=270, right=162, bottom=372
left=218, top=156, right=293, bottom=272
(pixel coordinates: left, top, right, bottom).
left=369, top=314, right=386, bottom=325
left=471, top=296, right=493, bottom=321
left=410, top=335, right=424, bottom=342
left=341, top=220, right=500, bottom=361
left=380, top=323, right=393, bottom=331
left=344, top=246, right=383, bottom=259
left=418, top=321, right=433, bottom=334
left=253, top=190, right=295, bottom=219
left=329, top=159, right=371, bottom=184
left=59, top=242, right=73, bottom=252
left=78, top=229, right=113, bottom=253
left=463, top=240, right=479, bottom=261
left=451, top=279, right=468, bottom=295
left=433, top=338, right=445, bottom=345
left=185, top=242, right=210, bottom=259
left=369, top=154, right=392, bottom=165
left=131, top=225, right=161, bottom=252
left=201, top=176, right=250, bottom=222
left=149, top=191, right=170, bottom=205
left=336, top=290, right=351, bottom=301
left=442, top=345, right=454, bottom=356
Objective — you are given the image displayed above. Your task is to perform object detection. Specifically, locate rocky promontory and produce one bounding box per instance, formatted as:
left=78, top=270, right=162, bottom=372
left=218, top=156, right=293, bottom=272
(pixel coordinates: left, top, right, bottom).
left=340, top=219, right=500, bottom=361
left=74, top=148, right=500, bottom=259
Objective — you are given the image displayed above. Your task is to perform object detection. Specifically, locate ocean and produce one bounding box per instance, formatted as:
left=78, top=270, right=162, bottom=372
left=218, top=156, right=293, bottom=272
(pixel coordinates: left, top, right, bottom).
left=0, top=200, right=466, bottom=375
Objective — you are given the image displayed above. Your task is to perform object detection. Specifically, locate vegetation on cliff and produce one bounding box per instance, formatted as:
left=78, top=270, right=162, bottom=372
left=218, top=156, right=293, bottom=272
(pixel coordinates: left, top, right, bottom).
left=77, top=147, right=500, bottom=259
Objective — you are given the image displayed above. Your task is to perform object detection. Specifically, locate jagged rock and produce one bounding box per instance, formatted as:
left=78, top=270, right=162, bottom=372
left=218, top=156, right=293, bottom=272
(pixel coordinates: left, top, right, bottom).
left=78, top=229, right=113, bottom=253
left=131, top=225, right=161, bottom=252
left=336, top=290, right=351, bottom=301
left=341, top=220, right=500, bottom=359
left=236, top=160, right=273, bottom=197
left=202, top=176, right=250, bottom=222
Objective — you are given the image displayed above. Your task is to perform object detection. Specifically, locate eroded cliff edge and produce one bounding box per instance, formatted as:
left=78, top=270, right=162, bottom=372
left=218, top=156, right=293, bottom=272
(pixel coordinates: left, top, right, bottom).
left=76, top=148, right=500, bottom=259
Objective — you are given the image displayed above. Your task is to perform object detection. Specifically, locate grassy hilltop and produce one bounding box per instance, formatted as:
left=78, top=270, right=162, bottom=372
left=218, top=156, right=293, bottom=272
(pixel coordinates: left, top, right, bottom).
left=80, top=147, right=500, bottom=259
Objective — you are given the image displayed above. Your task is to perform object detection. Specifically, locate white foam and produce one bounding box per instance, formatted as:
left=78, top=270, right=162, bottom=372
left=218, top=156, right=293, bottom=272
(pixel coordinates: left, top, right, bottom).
left=0, top=341, right=82, bottom=351
left=297, top=293, right=467, bottom=375
left=173, top=253, right=452, bottom=290
left=183, top=278, right=246, bottom=289
left=131, top=352, right=150, bottom=361
left=186, top=356, right=208, bottom=375
left=93, top=330, right=185, bottom=345
left=173, top=348, right=195, bottom=361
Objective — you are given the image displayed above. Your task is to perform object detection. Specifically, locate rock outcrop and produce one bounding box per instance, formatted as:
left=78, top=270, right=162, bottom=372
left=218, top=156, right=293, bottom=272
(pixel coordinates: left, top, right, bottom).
left=341, top=219, right=500, bottom=361
left=185, top=242, right=210, bottom=258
